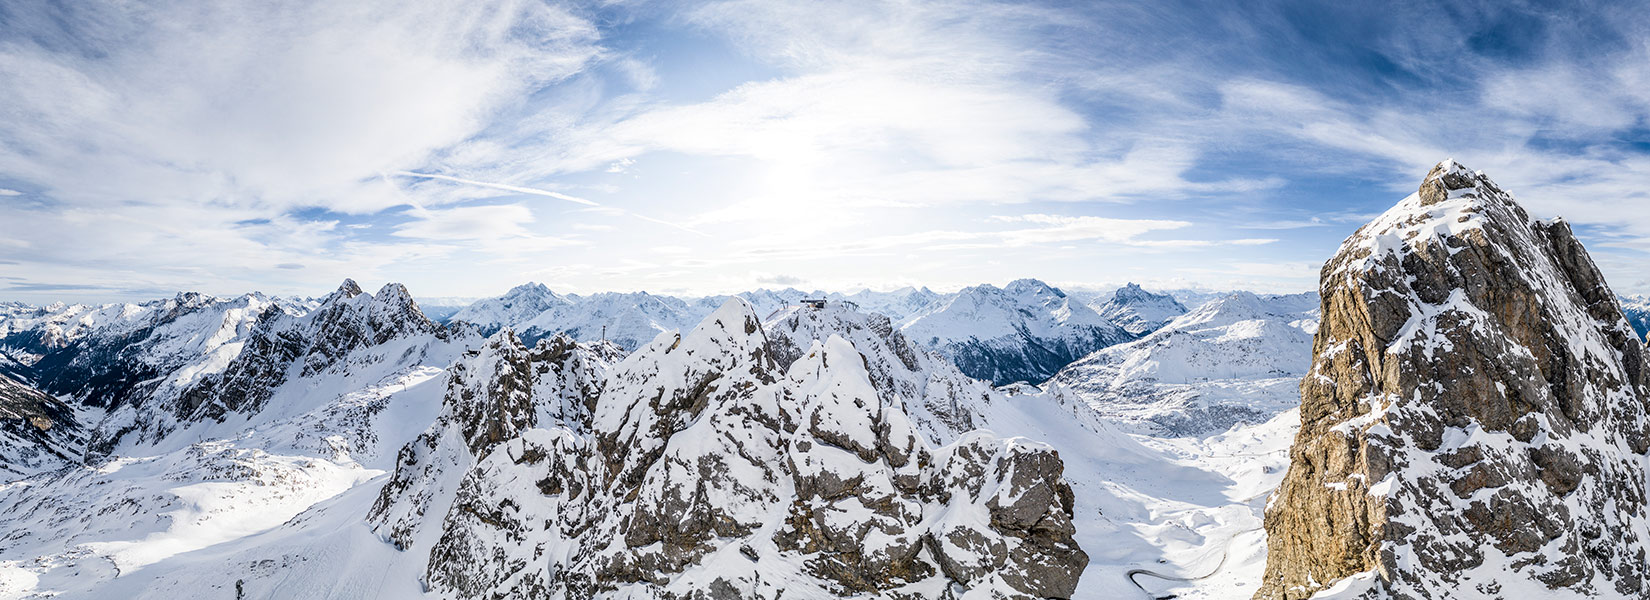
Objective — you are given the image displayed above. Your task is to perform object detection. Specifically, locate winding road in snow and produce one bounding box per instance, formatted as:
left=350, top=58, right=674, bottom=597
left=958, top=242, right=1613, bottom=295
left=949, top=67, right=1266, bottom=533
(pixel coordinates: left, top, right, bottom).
left=1125, top=527, right=1263, bottom=600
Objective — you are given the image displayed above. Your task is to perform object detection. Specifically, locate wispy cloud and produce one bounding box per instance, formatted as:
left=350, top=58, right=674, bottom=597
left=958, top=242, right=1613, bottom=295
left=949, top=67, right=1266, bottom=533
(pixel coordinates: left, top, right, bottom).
left=393, top=172, right=600, bottom=207
left=4, top=0, right=1650, bottom=301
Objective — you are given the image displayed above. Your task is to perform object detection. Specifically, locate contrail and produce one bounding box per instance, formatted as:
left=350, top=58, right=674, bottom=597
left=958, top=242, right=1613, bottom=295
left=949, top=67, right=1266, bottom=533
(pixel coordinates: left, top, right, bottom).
left=391, top=170, right=708, bottom=237
left=393, top=171, right=600, bottom=207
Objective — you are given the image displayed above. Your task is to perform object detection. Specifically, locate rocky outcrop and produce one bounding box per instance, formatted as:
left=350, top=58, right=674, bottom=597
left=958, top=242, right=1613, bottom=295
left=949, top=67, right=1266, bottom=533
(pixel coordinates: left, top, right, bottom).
left=367, top=330, right=612, bottom=552
left=1256, top=160, right=1650, bottom=599
left=0, top=373, right=85, bottom=477
left=179, top=280, right=444, bottom=422
left=389, top=299, right=1086, bottom=598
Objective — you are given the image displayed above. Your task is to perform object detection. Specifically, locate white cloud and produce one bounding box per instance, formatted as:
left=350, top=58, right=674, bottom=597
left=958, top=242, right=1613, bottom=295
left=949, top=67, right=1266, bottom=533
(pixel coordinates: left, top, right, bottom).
left=393, top=205, right=539, bottom=241
left=0, top=2, right=602, bottom=212
left=0, top=1, right=606, bottom=299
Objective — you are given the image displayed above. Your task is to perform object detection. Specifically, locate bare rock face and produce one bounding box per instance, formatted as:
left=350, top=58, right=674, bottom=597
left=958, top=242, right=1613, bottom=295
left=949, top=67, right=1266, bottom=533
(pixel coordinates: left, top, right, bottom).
left=367, top=330, right=611, bottom=552
left=1255, top=160, right=1650, bottom=599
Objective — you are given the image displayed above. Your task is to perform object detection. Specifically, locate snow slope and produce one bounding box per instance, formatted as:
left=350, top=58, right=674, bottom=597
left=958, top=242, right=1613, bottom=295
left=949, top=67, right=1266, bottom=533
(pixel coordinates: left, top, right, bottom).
left=1055, top=291, right=1319, bottom=436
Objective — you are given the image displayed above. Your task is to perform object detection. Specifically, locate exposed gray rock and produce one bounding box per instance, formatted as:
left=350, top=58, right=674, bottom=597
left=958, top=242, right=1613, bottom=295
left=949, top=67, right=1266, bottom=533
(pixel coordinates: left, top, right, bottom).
left=367, top=330, right=611, bottom=552
left=1256, top=160, right=1650, bottom=599
left=178, top=281, right=445, bottom=423
left=392, top=299, right=1086, bottom=598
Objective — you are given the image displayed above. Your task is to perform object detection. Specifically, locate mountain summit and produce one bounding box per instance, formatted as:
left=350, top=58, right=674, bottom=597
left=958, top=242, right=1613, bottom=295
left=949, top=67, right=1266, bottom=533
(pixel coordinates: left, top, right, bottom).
left=1256, top=161, right=1650, bottom=599
left=900, top=279, right=1134, bottom=385
left=1094, top=283, right=1188, bottom=336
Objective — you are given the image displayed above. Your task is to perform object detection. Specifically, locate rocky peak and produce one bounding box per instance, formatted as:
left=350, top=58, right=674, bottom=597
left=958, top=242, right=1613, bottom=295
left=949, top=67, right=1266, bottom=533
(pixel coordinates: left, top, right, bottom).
left=366, top=282, right=437, bottom=344
left=449, top=330, right=537, bottom=457
left=1111, top=282, right=1147, bottom=299
left=1255, top=160, right=1650, bottom=599
left=329, top=278, right=364, bottom=301
left=372, top=294, right=1086, bottom=598
left=166, top=291, right=215, bottom=313
left=592, top=297, right=777, bottom=491
left=505, top=281, right=550, bottom=297
left=764, top=300, right=995, bottom=443
left=1418, top=158, right=1487, bottom=206
left=1004, top=277, right=1064, bottom=298
left=1097, top=282, right=1188, bottom=337
left=175, top=279, right=444, bottom=424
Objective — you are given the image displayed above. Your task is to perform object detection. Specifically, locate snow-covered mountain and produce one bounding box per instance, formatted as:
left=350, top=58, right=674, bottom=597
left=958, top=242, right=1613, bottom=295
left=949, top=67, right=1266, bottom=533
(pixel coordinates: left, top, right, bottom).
left=1055, top=291, right=1318, bottom=435
left=899, top=278, right=1136, bottom=385
left=0, top=275, right=1336, bottom=599
left=1258, top=161, right=1650, bottom=599
left=0, top=372, right=85, bottom=478
left=1091, top=282, right=1189, bottom=336
left=446, top=285, right=945, bottom=354
left=447, top=282, right=572, bottom=332
left=0, top=273, right=1327, bottom=599
left=0, top=291, right=321, bottom=463
left=0, top=279, right=482, bottom=597
left=832, top=286, right=943, bottom=322
left=764, top=300, right=999, bottom=443
left=1620, top=294, right=1650, bottom=341
left=364, top=298, right=1089, bottom=598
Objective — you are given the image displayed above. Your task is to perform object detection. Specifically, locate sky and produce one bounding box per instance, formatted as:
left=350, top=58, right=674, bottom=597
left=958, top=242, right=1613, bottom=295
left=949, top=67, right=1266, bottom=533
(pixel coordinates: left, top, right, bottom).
left=2, top=0, right=1649, bottom=303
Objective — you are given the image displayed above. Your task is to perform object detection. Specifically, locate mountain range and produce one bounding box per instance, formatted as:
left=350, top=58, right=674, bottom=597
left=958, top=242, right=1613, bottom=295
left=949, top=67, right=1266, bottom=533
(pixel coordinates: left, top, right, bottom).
left=0, top=160, right=1644, bottom=599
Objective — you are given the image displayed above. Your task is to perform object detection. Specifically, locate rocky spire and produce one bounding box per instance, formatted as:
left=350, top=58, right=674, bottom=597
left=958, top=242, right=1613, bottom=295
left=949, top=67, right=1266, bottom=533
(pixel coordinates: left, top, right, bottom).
left=329, top=278, right=364, bottom=301
left=1255, top=161, right=1650, bottom=599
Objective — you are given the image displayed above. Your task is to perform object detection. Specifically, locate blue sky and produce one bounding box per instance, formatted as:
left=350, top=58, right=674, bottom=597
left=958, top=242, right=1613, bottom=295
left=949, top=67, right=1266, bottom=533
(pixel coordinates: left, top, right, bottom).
left=2, top=0, right=1649, bottom=303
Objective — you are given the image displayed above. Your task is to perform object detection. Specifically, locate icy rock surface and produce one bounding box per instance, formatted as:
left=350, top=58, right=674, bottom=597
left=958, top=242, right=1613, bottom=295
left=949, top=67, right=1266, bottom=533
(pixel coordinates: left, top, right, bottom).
left=375, top=298, right=1088, bottom=599
left=367, top=329, right=615, bottom=554
left=1256, top=160, right=1650, bottom=599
